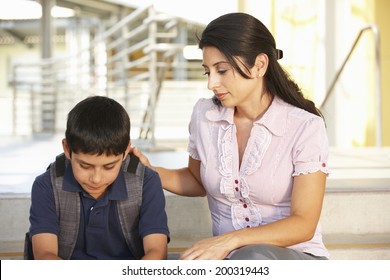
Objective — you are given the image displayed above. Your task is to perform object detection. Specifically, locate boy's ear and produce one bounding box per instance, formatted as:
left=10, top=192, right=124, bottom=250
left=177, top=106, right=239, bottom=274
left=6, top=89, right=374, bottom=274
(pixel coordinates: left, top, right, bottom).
left=62, top=139, right=71, bottom=159
left=123, top=142, right=131, bottom=160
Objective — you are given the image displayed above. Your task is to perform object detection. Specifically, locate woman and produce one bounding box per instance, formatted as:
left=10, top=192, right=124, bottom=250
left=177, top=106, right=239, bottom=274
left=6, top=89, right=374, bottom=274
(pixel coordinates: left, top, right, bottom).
left=133, top=12, right=329, bottom=260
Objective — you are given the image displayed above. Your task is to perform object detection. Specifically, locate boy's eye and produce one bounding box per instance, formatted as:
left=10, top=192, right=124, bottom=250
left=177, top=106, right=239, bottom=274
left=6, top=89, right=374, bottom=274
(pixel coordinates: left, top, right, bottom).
left=80, top=164, right=91, bottom=169
left=104, top=165, right=115, bottom=170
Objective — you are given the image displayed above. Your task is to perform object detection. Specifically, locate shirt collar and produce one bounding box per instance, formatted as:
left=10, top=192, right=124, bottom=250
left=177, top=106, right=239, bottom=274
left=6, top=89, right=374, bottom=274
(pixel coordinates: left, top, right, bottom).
left=205, top=104, right=235, bottom=124
left=205, top=96, right=288, bottom=136
left=62, top=160, right=128, bottom=200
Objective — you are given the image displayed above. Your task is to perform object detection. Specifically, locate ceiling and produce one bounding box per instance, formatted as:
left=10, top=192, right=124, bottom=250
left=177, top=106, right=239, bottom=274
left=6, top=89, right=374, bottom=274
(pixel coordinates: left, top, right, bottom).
left=56, top=0, right=136, bottom=18
left=0, top=0, right=138, bottom=46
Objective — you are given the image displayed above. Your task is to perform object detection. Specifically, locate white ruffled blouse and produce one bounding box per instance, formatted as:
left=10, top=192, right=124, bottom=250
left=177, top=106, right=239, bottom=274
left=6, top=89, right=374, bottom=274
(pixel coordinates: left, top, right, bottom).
left=188, top=96, right=330, bottom=258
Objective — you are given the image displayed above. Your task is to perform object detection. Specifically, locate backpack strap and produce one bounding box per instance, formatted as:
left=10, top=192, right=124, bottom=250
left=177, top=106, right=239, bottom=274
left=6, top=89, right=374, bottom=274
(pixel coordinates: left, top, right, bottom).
left=117, top=153, right=145, bottom=259
left=23, top=232, right=34, bottom=260
left=50, top=153, right=80, bottom=260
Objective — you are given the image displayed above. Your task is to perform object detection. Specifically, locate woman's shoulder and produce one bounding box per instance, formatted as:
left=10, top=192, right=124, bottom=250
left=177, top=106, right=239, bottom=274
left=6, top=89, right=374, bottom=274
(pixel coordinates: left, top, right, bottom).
left=285, top=105, right=327, bottom=141
left=269, top=98, right=325, bottom=137
left=277, top=98, right=323, bottom=125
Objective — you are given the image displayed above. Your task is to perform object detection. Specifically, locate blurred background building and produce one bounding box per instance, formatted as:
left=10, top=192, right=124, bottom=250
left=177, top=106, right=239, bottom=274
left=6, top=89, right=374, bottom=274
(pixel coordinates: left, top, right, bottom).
left=0, top=0, right=388, bottom=148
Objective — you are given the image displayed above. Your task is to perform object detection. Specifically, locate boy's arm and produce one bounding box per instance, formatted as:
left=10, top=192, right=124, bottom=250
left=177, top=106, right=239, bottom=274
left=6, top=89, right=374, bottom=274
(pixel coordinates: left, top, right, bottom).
left=141, top=233, right=168, bottom=260
left=32, top=233, right=62, bottom=260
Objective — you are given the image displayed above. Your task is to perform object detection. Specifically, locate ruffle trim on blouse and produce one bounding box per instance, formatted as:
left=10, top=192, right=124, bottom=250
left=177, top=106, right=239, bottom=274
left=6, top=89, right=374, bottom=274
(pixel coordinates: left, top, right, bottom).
left=241, top=125, right=272, bottom=175
left=217, top=123, right=271, bottom=230
left=292, top=162, right=329, bottom=177
left=188, top=149, right=201, bottom=161
left=217, top=123, right=234, bottom=178
left=231, top=202, right=263, bottom=229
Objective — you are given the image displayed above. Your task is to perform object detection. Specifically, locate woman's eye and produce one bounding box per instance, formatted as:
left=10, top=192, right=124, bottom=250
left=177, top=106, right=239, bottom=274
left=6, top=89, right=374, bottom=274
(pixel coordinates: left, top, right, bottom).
left=203, top=69, right=228, bottom=76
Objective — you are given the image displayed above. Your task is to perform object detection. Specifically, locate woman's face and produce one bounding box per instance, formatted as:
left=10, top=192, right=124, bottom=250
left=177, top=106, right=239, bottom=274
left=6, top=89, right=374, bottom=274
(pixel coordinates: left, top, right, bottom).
left=202, top=46, right=263, bottom=108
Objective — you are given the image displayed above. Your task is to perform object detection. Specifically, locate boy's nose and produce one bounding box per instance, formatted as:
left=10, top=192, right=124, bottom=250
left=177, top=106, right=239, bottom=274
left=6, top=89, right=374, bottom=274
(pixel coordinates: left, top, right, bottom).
left=90, top=170, right=102, bottom=184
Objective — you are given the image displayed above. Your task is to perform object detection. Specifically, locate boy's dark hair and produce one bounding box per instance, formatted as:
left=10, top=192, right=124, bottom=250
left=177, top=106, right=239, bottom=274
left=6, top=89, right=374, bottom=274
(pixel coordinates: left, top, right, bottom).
left=65, top=96, right=130, bottom=156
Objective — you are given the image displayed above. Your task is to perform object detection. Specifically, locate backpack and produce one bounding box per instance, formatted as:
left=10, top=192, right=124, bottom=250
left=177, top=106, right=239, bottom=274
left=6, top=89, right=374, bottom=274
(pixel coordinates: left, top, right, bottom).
left=24, top=153, right=145, bottom=260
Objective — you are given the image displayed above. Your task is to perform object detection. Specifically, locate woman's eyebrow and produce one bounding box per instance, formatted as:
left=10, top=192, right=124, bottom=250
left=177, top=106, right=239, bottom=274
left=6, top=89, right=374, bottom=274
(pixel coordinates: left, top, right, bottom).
left=202, top=61, right=230, bottom=68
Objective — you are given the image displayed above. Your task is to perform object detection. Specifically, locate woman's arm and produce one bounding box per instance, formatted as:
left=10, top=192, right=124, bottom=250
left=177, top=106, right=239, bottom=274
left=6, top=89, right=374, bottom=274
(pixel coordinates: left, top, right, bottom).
left=132, top=148, right=206, bottom=197
left=180, top=171, right=327, bottom=260
left=32, top=233, right=62, bottom=260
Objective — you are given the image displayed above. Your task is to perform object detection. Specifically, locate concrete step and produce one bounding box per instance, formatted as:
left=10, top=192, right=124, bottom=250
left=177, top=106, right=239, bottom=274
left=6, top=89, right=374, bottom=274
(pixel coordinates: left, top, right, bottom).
left=324, top=233, right=390, bottom=259
left=0, top=241, right=24, bottom=260
left=1, top=234, right=389, bottom=260
left=1, top=194, right=389, bottom=260
left=0, top=145, right=389, bottom=259
left=164, top=196, right=390, bottom=260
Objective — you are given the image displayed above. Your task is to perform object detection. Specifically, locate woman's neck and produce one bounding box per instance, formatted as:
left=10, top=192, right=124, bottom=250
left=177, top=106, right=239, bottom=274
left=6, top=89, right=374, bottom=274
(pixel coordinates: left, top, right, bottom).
left=235, top=93, right=273, bottom=121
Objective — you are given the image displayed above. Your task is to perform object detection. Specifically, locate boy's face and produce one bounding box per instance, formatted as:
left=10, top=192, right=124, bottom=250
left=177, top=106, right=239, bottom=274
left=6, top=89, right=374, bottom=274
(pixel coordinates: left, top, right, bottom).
left=62, top=139, right=130, bottom=200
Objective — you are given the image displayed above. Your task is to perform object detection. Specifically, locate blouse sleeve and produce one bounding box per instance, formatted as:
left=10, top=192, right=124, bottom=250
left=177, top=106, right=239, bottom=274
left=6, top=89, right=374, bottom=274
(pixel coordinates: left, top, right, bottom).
left=187, top=99, right=203, bottom=161
left=292, top=116, right=329, bottom=176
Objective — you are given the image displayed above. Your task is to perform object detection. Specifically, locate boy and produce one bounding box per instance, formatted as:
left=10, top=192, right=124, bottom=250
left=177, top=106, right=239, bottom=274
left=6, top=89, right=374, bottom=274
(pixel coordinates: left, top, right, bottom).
left=28, top=96, right=169, bottom=259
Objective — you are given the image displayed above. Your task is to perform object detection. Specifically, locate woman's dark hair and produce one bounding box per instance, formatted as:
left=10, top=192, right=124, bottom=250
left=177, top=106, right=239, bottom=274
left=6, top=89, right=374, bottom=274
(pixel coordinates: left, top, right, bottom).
left=65, top=96, right=130, bottom=156
left=198, top=12, right=322, bottom=117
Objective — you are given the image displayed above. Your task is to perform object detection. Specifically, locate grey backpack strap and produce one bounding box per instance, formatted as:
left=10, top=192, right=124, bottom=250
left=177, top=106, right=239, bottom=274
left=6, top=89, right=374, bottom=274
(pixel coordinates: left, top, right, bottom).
left=50, top=153, right=80, bottom=260
left=117, top=153, right=145, bottom=259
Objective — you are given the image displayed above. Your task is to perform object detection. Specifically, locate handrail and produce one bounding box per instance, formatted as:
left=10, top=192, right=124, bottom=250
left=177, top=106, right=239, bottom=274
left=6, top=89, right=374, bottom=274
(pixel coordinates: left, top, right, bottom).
left=319, top=25, right=382, bottom=147
left=11, top=4, right=206, bottom=143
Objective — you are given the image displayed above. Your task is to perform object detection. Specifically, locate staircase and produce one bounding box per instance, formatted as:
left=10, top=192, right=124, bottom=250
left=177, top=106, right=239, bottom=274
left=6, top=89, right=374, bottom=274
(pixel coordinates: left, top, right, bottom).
left=10, top=5, right=205, bottom=146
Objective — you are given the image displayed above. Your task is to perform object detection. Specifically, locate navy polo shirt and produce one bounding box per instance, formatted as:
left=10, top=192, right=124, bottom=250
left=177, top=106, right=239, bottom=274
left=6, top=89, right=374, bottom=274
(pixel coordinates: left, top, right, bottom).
left=29, top=162, right=169, bottom=260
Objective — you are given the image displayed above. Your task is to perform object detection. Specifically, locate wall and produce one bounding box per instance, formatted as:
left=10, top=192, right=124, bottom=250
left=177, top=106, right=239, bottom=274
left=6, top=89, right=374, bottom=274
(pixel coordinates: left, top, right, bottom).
left=269, top=0, right=388, bottom=147
left=375, top=0, right=390, bottom=146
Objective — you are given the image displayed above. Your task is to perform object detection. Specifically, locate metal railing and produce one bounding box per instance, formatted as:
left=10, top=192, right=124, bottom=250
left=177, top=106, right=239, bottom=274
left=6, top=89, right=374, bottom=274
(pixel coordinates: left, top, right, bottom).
left=319, top=25, right=382, bottom=147
left=11, top=5, right=205, bottom=146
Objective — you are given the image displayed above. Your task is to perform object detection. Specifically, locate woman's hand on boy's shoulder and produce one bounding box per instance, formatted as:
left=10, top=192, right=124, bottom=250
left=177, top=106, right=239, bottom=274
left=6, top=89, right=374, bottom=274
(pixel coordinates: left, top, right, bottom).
left=130, top=146, right=152, bottom=169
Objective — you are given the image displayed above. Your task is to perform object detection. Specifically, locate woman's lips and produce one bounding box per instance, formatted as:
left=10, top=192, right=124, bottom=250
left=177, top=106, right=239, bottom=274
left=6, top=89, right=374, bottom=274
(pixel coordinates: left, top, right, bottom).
left=215, top=93, right=227, bottom=100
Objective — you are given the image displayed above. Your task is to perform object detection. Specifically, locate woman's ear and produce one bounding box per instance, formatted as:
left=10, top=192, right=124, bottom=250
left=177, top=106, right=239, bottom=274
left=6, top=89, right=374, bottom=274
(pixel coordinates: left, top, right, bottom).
left=62, top=139, right=71, bottom=159
left=255, top=53, right=269, bottom=78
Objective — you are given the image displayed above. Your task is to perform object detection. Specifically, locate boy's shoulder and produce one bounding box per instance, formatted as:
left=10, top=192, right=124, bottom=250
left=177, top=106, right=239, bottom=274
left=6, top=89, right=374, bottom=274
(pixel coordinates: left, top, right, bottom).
left=32, top=167, right=52, bottom=191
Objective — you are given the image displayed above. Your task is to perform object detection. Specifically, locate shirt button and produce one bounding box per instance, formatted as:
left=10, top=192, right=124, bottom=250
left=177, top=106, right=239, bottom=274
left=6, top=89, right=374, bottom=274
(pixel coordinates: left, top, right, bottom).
left=243, top=204, right=247, bottom=208
left=322, top=162, right=326, bottom=167
left=245, top=217, right=249, bottom=221
left=235, top=187, right=239, bottom=192
left=235, top=179, right=239, bottom=184
left=246, top=225, right=250, bottom=228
